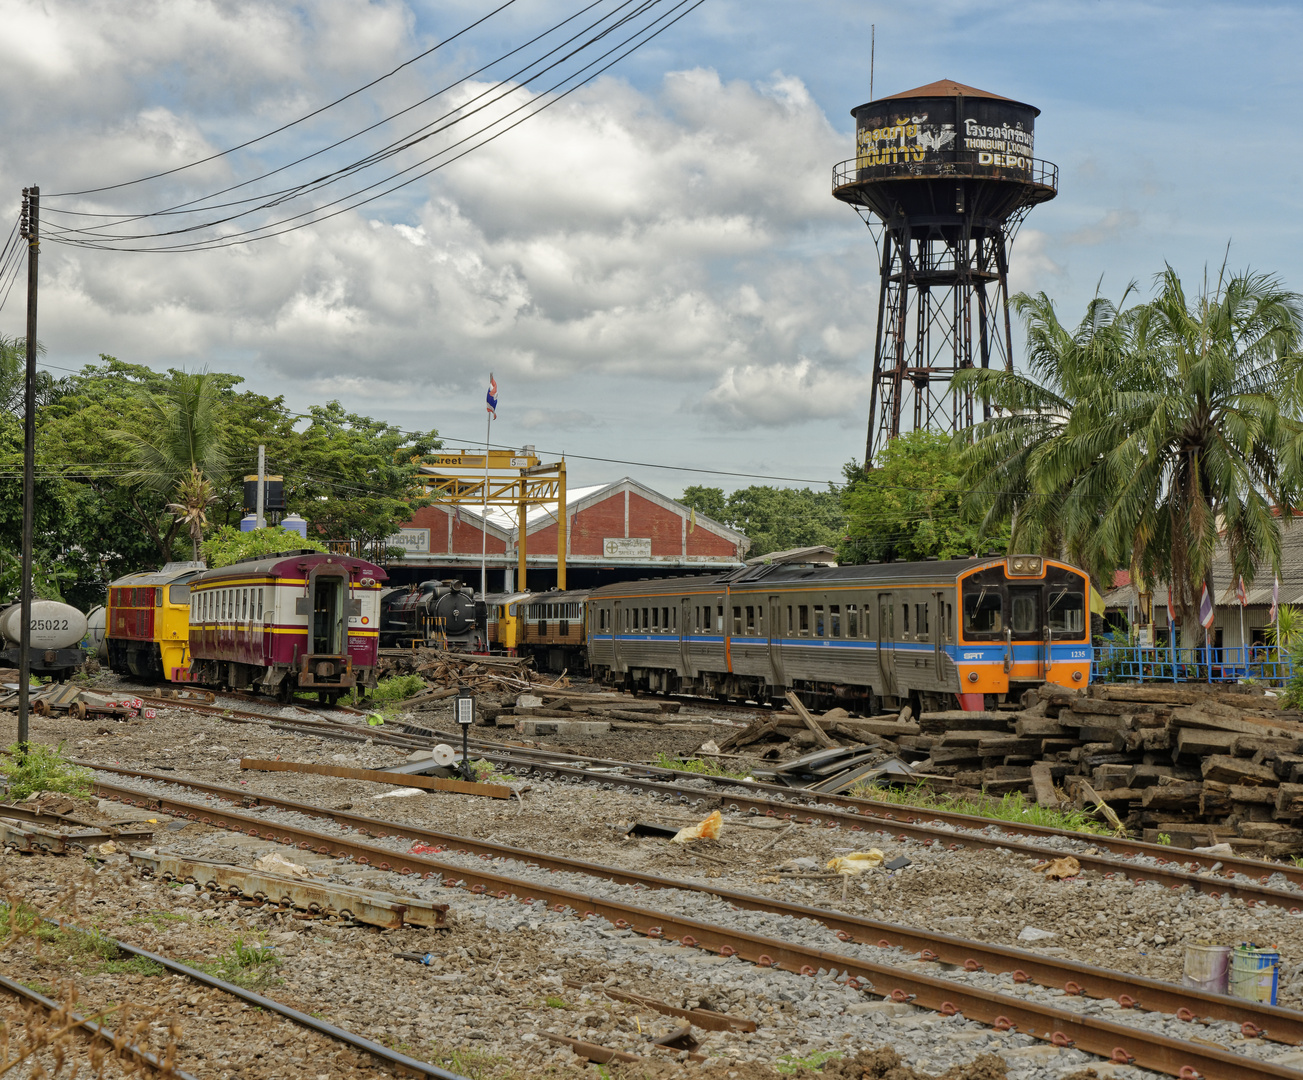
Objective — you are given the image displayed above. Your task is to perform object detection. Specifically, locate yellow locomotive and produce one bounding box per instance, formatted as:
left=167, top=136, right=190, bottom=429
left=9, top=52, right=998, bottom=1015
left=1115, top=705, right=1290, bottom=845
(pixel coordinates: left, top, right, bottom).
left=105, top=562, right=206, bottom=681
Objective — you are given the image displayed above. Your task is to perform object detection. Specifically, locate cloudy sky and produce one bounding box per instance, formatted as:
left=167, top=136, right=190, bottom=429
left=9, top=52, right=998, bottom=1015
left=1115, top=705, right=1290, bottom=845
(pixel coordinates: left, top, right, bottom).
left=2, top=0, right=1301, bottom=494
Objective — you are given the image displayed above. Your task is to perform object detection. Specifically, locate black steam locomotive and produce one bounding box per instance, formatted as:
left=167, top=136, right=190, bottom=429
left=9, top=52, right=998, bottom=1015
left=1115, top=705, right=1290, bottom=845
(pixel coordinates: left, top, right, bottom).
left=379, top=579, right=486, bottom=650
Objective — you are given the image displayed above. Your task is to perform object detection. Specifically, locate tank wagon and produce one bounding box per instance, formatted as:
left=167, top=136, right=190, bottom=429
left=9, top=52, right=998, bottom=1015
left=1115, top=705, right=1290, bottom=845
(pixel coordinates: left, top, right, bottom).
left=587, top=556, right=1090, bottom=711
left=188, top=550, right=385, bottom=703
left=105, top=562, right=206, bottom=681
left=0, top=600, right=89, bottom=680
left=379, top=579, right=483, bottom=650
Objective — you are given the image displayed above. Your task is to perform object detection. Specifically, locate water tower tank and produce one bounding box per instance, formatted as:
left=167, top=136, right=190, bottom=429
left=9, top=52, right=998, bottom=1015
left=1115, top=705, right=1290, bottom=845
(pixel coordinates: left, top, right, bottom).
left=832, top=79, right=1058, bottom=460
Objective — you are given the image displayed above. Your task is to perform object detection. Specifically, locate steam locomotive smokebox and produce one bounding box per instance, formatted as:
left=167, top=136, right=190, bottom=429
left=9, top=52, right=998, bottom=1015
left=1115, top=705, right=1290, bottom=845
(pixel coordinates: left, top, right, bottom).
left=243, top=475, right=285, bottom=514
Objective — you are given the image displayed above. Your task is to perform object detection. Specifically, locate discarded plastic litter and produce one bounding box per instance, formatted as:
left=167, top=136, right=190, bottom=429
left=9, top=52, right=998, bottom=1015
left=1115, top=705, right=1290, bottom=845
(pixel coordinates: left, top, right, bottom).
left=826, top=850, right=885, bottom=875
left=1018, top=926, right=1055, bottom=943
left=671, top=810, right=722, bottom=844
left=884, top=855, right=911, bottom=871
left=1034, top=856, right=1080, bottom=880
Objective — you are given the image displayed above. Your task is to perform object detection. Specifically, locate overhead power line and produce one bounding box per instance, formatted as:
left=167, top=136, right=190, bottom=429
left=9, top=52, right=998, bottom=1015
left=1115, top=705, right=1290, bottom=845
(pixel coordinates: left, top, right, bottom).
left=38, top=0, right=706, bottom=254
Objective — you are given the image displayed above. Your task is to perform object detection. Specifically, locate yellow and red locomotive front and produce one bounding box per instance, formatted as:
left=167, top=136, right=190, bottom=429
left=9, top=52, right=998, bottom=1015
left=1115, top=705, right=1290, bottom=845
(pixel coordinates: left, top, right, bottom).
left=188, top=552, right=384, bottom=702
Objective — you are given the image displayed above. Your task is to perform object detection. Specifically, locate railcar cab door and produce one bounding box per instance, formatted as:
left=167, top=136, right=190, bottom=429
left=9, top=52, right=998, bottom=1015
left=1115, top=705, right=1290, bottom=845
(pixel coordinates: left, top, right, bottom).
left=1007, top=582, right=1044, bottom=677
left=309, top=567, right=347, bottom=656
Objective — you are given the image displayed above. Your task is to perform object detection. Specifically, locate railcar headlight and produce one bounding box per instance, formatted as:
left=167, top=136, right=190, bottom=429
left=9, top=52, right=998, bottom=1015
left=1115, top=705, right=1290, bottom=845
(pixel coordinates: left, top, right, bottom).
left=1072, top=670, right=1083, bottom=682
left=967, top=671, right=979, bottom=683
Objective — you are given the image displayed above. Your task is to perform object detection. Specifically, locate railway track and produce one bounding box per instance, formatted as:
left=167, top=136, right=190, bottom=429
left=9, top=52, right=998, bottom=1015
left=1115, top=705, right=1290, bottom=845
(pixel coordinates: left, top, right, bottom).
left=85, top=765, right=1303, bottom=1079
left=0, top=973, right=201, bottom=1080
left=84, top=762, right=1303, bottom=1045
left=124, top=697, right=1303, bottom=911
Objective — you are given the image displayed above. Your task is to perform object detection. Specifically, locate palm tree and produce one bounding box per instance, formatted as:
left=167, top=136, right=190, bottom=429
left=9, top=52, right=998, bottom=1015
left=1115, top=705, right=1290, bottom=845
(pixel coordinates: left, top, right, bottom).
left=951, top=287, right=1145, bottom=584
left=115, top=370, right=230, bottom=565
left=957, top=266, right=1303, bottom=645
left=167, top=463, right=220, bottom=562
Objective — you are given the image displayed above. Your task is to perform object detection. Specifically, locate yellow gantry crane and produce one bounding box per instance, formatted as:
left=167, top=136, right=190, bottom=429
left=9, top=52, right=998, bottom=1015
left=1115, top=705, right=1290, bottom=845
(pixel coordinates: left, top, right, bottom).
left=416, top=448, right=567, bottom=589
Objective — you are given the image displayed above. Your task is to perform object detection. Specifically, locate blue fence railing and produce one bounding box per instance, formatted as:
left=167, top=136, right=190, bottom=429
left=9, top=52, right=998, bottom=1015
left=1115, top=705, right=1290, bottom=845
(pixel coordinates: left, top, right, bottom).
left=1092, top=643, right=1293, bottom=685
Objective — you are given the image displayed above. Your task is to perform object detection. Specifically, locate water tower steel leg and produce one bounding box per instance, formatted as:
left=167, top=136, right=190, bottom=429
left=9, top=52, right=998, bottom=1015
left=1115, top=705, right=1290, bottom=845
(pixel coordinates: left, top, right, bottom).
left=865, top=232, right=893, bottom=466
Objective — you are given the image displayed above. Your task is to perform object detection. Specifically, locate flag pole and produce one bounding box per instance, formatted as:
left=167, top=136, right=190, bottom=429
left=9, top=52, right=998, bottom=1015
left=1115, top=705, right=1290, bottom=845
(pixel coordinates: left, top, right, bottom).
left=481, top=404, right=490, bottom=602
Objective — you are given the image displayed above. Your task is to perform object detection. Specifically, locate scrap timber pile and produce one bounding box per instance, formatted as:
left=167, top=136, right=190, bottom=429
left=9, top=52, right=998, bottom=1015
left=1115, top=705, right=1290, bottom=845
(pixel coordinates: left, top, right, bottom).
left=734, top=683, right=1303, bottom=856
left=377, top=647, right=567, bottom=699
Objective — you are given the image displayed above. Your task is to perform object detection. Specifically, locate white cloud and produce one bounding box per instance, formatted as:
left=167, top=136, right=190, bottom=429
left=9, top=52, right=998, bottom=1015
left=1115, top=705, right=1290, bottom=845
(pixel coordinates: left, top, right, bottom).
left=699, top=356, right=871, bottom=428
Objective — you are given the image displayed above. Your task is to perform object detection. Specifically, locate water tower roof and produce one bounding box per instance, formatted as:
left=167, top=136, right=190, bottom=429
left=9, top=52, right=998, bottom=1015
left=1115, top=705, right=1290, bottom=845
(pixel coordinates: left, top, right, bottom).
left=868, top=79, right=1039, bottom=115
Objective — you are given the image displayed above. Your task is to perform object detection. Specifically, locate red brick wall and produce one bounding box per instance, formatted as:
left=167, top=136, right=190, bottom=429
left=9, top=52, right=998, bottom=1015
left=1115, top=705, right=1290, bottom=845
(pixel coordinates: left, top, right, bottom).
left=401, top=488, right=741, bottom=559
left=403, top=505, right=508, bottom=555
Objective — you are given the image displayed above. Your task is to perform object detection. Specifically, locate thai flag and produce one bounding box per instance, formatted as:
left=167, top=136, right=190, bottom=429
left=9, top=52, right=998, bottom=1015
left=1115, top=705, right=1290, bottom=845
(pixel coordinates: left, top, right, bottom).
left=1236, top=576, right=1248, bottom=608
left=1166, top=584, right=1176, bottom=624
left=486, top=373, right=498, bottom=419
left=1199, top=583, right=1215, bottom=630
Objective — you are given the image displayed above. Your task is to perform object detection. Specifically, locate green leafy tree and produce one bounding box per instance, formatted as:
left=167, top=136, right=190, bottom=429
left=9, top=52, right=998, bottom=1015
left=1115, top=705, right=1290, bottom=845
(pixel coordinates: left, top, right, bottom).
left=680, top=486, right=728, bottom=523
left=841, top=429, right=996, bottom=563
left=202, top=524, right=327, bottom=568
left=114, top=369, right=231, bottom=561
left=958, top=266, right=1303, bottom=641
left=680, top=484, right=842, bottom=558
left=284, top=402, right=440, bottom=548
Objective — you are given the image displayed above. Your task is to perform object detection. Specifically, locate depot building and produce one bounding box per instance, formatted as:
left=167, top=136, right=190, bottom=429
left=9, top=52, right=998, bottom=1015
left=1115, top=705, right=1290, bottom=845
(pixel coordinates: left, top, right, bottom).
left=386, top=477, right=749, bottom=591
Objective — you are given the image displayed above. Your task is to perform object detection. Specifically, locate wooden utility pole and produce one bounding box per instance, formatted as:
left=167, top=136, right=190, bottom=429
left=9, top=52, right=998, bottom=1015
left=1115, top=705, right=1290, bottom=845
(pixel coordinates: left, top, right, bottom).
left=17, top=186, right=38, bottom=748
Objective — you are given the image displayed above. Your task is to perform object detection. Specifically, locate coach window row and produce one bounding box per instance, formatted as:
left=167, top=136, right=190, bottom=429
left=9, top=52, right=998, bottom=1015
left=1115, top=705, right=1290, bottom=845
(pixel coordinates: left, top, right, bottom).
left=192, top=587, right=267, bottom=624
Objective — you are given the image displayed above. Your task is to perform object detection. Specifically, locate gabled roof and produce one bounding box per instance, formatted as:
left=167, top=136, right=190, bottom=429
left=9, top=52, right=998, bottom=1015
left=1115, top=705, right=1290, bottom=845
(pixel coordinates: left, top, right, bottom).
left=426, top=477, right=749, bottom=547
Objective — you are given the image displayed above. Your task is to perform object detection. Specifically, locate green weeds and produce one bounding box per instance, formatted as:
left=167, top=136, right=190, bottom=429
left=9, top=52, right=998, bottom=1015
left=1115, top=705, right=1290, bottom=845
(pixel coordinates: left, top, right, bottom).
left=846, top=783, right=1112, bottom=836
left=189, top=936, right=280, bottom=990
left=0, top=741, right=94, bottom=801
left=651, top=752, right=752, bottom=781
left=428, top=1041, right=514, bottom=1080
left=368, top=674, right=428, bottom=707
left=544, top=995, right=571, bottom=1009
left=777, top=1050, right=843, bottom=1072
left=126, top=911, right=192, bottom=931
left=0, top=905, right=163, bottom=977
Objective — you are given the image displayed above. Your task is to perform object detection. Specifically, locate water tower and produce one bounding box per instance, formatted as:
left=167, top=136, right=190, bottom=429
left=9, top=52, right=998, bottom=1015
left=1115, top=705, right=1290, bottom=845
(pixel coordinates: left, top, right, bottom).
left=832, top=79, right=1057, bottom=463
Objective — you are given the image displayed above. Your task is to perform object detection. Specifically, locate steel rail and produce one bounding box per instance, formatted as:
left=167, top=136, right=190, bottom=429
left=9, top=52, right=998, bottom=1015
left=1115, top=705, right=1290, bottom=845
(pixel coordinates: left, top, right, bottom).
left=290, top=707, right=1303, bottom=893
left=46, top=918, right=469, bottom=1080
left=451, top=752, right=1303, bottom=913
left=0, top=972, right=201, bottom=1079
left=90, top=776, right=1303, bottom=1078
left=135, top=693, right=1303, bottom=894
left=84, top=764, right=1303, bottom=1044
left=79, top=752, right=1303, bottom=913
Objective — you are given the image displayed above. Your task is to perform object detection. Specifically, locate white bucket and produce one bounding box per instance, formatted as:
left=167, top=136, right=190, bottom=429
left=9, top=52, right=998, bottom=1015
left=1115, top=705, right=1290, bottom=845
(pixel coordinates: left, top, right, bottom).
left=1182, top=944, right=1230, bottom=994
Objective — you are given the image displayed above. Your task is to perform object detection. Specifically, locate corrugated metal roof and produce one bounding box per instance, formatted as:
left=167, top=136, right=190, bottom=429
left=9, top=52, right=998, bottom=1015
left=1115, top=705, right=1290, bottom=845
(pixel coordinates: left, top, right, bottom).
left=1102, top=522, right=1303, bottom=610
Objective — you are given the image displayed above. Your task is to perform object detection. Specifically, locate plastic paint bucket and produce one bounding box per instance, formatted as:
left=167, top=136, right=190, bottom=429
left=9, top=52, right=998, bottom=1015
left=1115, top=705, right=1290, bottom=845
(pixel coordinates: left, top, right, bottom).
left=1182, top=944, right=1230, bottom=994
left=1229, top=945, right=1279, bottom=1004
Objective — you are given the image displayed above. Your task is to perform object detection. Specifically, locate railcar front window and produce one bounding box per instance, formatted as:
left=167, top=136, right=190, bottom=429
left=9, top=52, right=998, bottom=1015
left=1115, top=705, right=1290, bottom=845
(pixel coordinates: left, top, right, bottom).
left=963, top=587, right=1003, bottom=636
left=1011, top=594, right=1038, bottom=635
left=1048, top=589, right=1086, bottom=635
